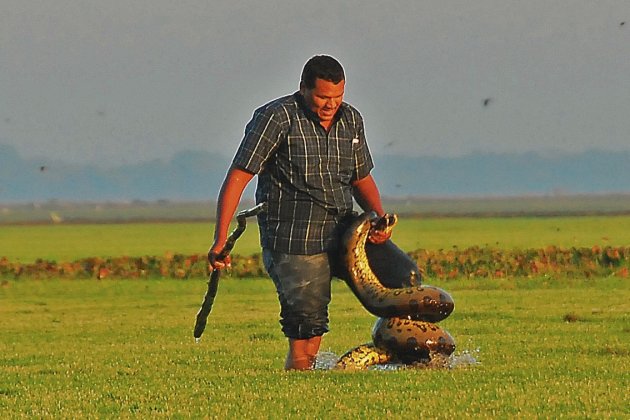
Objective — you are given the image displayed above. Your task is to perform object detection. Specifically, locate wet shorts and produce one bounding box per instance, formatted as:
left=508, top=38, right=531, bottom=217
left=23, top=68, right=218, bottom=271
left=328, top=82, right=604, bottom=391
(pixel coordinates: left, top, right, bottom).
left=262, top=249, right=334, bottom=339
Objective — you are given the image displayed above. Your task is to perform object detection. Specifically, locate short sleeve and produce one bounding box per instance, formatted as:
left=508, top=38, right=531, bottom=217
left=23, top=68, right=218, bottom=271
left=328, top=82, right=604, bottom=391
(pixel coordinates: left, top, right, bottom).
left=232, top=106, right=286, bottom=174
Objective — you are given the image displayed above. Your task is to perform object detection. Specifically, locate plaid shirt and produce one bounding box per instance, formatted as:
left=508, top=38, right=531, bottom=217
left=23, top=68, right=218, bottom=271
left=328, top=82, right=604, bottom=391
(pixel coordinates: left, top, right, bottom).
left=232, top=92, right=374, bottom=254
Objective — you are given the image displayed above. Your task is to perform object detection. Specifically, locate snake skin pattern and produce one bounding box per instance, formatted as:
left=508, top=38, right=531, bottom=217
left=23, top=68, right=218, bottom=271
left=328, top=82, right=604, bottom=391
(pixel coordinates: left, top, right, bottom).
left=336, top=213, right=456, bottom=369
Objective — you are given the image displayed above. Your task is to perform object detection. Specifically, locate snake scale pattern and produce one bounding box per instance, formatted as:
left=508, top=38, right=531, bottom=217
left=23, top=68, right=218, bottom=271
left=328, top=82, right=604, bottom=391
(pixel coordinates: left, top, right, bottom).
left=336, top=213, right=456, bottom=369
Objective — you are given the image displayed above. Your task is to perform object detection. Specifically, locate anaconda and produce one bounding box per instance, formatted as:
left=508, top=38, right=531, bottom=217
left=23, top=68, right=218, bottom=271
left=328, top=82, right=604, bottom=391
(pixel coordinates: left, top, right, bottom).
left=336, top=212, right=456, bottom=369
left=341, top=212, right=454, bottom=322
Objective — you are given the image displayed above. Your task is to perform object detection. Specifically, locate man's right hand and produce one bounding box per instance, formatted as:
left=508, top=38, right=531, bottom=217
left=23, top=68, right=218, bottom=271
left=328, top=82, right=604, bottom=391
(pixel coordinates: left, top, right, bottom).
left=207, top=245, right=231, bottom=271
left=208, top=166, right=255, bottom=271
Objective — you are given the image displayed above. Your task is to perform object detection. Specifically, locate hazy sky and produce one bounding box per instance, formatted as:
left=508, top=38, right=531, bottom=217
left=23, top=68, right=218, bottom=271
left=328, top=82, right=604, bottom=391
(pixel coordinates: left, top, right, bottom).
left=2, top=0, right=629, bottom=166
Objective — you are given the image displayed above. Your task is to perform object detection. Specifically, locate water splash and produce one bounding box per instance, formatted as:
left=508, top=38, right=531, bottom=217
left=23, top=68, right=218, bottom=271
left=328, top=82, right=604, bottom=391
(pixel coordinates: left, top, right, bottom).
left=314, top=348, right=480, bottom=371
left=446, top=348, right=481, bottom=369
left=314, top=351, right=340, bottom=370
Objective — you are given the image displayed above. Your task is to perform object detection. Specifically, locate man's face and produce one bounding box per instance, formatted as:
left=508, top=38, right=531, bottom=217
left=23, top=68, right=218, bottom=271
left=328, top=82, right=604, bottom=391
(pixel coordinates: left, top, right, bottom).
left=300, top=78, right=345, bottom=124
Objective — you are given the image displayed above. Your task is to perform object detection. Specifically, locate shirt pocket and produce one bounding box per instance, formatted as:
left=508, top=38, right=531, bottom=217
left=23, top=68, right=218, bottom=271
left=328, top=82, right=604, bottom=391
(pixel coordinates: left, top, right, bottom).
left=335, top=136, right=357, bottom=182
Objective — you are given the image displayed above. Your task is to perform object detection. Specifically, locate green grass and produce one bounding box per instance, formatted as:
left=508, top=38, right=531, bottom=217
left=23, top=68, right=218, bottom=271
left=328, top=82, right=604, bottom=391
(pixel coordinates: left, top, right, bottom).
left=2, top=216, right=629, bottom=416
left=3, top=215, right=630, bottom=263
left=1, top=277, right=628, bottom=417
left=0, top=222, right=228, bottom=262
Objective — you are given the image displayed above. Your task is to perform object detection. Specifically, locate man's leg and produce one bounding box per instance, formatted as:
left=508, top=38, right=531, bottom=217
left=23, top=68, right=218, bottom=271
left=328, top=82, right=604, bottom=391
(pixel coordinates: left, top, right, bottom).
left=263, top=250, right=332, bottom=370
left=284, top=335, right=322, bottom=370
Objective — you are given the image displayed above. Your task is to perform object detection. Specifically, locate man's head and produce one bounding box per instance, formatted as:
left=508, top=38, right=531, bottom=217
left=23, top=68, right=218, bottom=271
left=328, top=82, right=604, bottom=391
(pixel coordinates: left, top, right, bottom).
left=300, top=55, right=345, bottom=89
left=300, top=55, right=346, bottom=125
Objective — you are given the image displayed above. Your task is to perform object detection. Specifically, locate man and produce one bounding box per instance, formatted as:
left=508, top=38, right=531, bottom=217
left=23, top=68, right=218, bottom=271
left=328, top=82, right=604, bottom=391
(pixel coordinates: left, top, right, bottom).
left=208, top=55, right=391, bottom=370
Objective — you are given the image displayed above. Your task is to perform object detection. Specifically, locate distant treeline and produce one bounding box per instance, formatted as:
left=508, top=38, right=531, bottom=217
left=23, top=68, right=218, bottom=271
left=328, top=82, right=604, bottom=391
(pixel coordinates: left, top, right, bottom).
left=2, top=143, right=629, bottom=202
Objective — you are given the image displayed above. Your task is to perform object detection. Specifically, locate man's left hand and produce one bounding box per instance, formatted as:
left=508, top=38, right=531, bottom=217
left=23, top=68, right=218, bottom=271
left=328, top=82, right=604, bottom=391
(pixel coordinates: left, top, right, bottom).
left=367, top=213, right=396, bottom=244
left=367, top=228, right=391, bottom=244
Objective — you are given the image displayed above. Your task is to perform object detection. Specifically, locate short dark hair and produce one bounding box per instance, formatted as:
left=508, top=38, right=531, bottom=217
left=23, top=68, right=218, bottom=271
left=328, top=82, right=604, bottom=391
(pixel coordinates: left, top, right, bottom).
left=300, top=55, right=345, bottom=89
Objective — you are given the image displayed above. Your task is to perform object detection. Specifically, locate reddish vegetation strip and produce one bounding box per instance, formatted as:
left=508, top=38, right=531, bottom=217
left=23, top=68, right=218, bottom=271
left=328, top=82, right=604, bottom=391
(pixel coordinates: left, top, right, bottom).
left=1, top=247, right=628, bottom=280
left=408, top=245, right=629, bottom=279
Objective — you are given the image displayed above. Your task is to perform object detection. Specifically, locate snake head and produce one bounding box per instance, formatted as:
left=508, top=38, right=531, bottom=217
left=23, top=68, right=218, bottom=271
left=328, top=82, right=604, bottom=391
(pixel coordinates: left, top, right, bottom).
left=366, top=213, right=397, bottom=245
left=370, top=213, right=398, bottom=235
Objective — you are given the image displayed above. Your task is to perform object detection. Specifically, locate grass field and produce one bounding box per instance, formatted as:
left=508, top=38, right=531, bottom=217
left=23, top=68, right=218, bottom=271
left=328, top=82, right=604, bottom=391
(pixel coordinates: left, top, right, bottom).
left=1, top=278, right=628, bottom=417
left=3, top=215, right=630, bottom=263
left=1, top=216, right=629, bottom=417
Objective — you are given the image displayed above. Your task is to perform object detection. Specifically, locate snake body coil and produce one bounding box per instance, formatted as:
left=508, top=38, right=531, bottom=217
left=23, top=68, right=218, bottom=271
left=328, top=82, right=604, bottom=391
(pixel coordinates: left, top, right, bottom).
left=336, top=213, right=456, bottom=369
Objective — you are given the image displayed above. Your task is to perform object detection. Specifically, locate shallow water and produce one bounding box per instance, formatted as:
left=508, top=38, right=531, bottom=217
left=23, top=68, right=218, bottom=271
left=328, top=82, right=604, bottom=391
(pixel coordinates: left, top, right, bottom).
left=315, top=348, right=480, bottom=371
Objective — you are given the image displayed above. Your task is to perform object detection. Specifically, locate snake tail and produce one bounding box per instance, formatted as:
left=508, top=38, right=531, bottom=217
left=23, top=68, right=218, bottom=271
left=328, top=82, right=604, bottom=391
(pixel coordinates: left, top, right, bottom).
left=335, top=343, right=393, bottom=369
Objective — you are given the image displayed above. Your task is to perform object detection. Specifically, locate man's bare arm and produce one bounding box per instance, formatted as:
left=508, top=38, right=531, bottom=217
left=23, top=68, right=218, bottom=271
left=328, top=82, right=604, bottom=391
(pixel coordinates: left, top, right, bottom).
left=352, top=174, right=385, bottom=216
left=352, top=174, right=391, bottom=244
left=208, top=165, right=254, bottom=268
